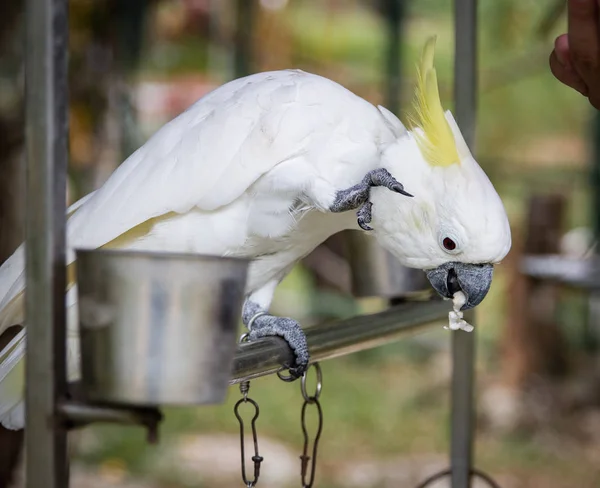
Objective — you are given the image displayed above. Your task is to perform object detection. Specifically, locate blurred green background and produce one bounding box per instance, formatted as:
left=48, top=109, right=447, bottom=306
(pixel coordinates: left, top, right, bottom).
left=2, top=0, right=600, bottom=487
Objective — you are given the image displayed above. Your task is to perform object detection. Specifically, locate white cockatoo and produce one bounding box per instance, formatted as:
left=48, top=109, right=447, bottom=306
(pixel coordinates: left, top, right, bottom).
left=0, top=37, right=511, bottom=429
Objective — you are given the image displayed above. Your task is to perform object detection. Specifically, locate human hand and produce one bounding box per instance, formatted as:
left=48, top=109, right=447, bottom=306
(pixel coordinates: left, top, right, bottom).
left=549, top=0, right=600, bottom=110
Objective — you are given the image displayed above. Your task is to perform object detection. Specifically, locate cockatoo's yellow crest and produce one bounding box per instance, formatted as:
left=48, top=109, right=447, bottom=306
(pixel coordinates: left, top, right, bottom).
left=408, top=36, right=460, bottom=167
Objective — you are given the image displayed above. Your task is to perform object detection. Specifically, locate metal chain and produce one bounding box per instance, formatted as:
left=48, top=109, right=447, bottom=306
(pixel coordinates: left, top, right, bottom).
left=234, top=334, right=264, bottom=487
left=415, top=468, right=502, bottom=488
left=298, top=363, right=324, bottom=488
left=233, top=334, right=501, bottom=488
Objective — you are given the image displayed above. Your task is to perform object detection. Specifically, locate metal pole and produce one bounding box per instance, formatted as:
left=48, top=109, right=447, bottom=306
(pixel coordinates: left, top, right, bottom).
left=25, top=0, right=69, bottom=486
left=451, top=0, right=478, bottom=486
left=233, top=0, right=256, bottom=78
left=230, top=299, right=450, bottom=383
left=592, top=113, right=600, bottom=242
left=347, top=0, right=429, bottom=301
left=586, top=112, right=600, bottom=354
left=383, top=0, right=404, bottom=115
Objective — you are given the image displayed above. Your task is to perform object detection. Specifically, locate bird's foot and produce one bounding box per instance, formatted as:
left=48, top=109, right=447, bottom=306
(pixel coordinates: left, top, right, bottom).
left=329, top=168, right=412, bottom=231
left=243, top=303, right=309, bottom=379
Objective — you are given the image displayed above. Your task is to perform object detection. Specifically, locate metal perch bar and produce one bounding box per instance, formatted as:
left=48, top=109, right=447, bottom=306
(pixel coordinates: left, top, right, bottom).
left=521, top=255, right=600, bottom=289
left=230, top=298, right=452, bottom=384
left=58, top=402, right=163, bottom=443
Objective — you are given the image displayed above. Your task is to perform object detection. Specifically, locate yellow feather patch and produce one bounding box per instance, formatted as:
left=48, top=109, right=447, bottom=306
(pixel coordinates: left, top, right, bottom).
left=407, top=36, right=460, bottom=167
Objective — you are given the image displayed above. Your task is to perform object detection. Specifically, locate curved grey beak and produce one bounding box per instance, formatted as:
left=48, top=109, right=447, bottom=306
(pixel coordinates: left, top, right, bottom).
left=425, top=262, right=494, bottom=310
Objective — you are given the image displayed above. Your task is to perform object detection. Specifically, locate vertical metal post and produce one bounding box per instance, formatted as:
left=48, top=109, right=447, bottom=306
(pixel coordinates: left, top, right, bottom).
left=592, top=113, right=600, bottom=242
left=587, top=112, right=600, bottom=354
left=347, top=0, right=429, bottom=300
left=451, top=0, right=478, bottom=487
left=233, top=0, right=257, bottom=78
left=114, top=0, right=148, bottom=160
left=208, top=0, right=235, bottom=80
left=383, top=0, right=405, bottom=115
left=25, top=0, right=69, bottom=486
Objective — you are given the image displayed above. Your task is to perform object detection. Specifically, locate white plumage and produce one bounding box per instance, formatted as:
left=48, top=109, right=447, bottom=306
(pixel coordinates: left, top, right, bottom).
left=0, top=69, right=399, bottom=428
left=0, top=58, right=511, bottom=429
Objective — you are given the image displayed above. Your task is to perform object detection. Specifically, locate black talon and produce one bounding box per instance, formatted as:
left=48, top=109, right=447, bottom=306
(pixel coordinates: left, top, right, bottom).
left=392, top=184, right=413, bottom=197
left=356, top=202, right=373, bottom=231
left=358, top=221, right=373, bottom=231
left=286, top=364, right=306, bottom=379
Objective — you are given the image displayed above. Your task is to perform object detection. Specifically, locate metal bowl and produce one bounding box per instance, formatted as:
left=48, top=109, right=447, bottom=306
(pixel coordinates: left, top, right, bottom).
left=76, top=249, right=249, bottom=406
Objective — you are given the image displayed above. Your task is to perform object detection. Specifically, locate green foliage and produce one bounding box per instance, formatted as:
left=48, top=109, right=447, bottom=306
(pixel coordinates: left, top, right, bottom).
left=139, top=37, right=210, bottom=75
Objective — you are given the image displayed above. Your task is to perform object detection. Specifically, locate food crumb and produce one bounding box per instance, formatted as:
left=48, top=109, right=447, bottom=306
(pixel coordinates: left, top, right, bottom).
left=444, top=291, right=474, bottom=332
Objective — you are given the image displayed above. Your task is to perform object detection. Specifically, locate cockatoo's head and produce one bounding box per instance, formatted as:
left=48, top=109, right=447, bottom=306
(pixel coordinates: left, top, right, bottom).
left=370, top=36, right=511, bottom=310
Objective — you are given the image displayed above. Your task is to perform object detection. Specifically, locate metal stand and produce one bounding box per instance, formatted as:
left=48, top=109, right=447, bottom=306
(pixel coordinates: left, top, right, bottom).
left=25, top=0, right=70, bottom=486
left=24, top=1, right=163, bottom=486
left=450, top=1, right=478, bottom=486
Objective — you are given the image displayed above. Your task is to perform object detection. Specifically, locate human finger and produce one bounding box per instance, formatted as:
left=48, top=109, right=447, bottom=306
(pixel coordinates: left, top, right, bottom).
left=549, top=48, right=590, bottom=96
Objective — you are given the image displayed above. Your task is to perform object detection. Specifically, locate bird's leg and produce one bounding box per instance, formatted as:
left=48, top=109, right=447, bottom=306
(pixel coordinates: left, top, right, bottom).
left=242, top=299, right=309, bottom=379
left=329, top=168, right=412, bottom=231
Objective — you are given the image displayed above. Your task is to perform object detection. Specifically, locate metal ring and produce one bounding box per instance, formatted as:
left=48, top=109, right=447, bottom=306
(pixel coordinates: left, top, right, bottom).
left=301, top=363, right=322, bottom=402
left=415, top=468, right=502, bottom=488
left=239, top=332, right=250, bottom=343
left=247, top=311, right=268, bottom=331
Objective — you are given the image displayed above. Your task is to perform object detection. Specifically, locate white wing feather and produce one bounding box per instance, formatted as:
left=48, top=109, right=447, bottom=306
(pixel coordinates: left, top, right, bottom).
left=67, top=70, right=390, bottom=258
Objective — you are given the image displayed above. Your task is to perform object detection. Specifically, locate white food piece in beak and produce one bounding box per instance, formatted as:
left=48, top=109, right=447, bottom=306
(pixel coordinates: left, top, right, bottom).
left=443, top=291, right=474, bottom=332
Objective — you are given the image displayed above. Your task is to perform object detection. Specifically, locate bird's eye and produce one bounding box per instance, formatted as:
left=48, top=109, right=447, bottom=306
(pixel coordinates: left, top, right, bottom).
left=442, top=237, right=457, bottom=251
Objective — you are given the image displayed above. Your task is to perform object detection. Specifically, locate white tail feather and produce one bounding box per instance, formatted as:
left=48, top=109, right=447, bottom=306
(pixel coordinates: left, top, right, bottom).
left=0, top=329, right=25, bottom=429
left=0, top=192, right=96, bottom=430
